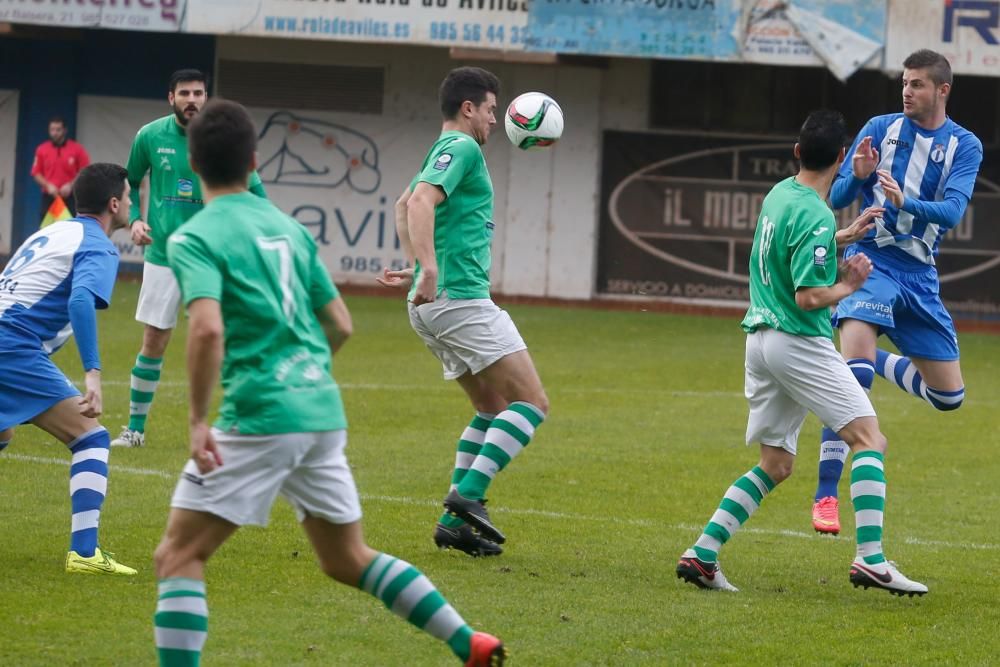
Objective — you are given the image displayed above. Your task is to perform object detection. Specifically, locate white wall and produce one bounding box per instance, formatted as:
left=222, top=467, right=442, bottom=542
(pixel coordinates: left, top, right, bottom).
left=74, top=38, right=653, bottom=299
left=219, top=37, right=643, bottom=300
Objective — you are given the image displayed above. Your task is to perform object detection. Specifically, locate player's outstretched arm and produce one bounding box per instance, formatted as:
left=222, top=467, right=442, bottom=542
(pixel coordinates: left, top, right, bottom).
left=316, top=297, right=353, bottom=355
left=795, top=254, right=873, bottom=311
left=186, top=298, right=224, bottom=473
left=835, top=206, right=883, bottom=247
left=376, top=187, right=416, bottom=291
left=406, top=182, right=445, bottom=305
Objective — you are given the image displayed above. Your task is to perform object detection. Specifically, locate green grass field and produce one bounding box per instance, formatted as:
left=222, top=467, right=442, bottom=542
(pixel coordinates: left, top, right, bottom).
left=2, top=281, right=999, bottom=666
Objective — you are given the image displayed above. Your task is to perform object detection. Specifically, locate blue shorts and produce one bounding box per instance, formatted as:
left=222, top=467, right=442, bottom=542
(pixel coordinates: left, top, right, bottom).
left=833, top=246, right=959, bottom=361
left=0, top=345, right=80, bottom=431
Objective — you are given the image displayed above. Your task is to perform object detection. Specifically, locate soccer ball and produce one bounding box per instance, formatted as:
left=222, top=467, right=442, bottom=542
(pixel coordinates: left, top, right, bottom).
left=504, top=92, right=564, bottom=150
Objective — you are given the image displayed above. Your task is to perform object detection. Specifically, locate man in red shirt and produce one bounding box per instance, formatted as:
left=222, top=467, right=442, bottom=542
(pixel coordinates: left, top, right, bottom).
left=31, top=116, right=90, bottom=221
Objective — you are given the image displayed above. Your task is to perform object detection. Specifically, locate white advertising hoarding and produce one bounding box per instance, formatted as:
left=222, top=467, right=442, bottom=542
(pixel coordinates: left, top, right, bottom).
left=0, top=0, right=184, bottom=32
left=886, top=0, right=1000, bottom=76
left=186, top=0, right=530, bottom=51
left=77, top=95, right=476, bottom=286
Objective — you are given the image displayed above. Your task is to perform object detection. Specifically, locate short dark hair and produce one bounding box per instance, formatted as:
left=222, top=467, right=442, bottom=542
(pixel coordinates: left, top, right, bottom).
left=439, top=67, right=500, bottom=119
left=48, top=115, right=66, bottom=127
left=188, top=99, right=256, bottom=188
left=903, top=49, right=953, bottom=87
left=169, top=68, right=209, bottom=93
left=797, top=110, right=847, bottom=171
left=74, top=163, right=128, bottom=214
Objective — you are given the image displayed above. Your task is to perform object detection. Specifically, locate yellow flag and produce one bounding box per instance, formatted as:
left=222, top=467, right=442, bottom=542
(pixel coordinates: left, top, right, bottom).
left=40, top=195, right=72, bottom=229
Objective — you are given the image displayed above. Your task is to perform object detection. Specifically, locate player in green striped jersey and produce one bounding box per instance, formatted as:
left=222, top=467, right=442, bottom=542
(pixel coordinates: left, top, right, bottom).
left=112, top=69, right=267, bottom=449
left=152, top=99, right=506, bottom=667
left=677, top=110, right=927, bottom=596
left=378, top=67, right=549, bottom=555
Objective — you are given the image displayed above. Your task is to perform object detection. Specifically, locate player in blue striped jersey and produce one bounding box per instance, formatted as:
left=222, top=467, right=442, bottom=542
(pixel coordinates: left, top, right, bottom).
left=0, top=163, right=136, bottom=575
left=810, top=50, right=982, bottom=534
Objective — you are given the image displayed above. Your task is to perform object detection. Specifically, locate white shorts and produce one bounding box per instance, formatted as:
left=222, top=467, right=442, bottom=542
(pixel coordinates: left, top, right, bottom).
left=744, top=328, right=876, bottom=455
left=407, top=295, right=527, bottom=380
left=170, top=429, right=362, bottom=527
left=136, top=262, right=182, bottom=330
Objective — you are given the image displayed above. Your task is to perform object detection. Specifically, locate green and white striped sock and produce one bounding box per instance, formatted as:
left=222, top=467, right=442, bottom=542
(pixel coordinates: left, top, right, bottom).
left=692, top=465, right=775, bottom=563
left=439, top=412, right=494, bottom=529
left=456, top=402, right=545, bottom=501
left=155, top=577, right=208, bottom=667
left=359, top=553, right=473, bottom=661
left=851, top=450, right=887, bottom=565
left=128, top=354, right=163, bottom=433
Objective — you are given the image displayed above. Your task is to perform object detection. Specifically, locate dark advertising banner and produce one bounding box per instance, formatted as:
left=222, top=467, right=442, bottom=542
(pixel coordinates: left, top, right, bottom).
left=598, top=130, right=1000, bottom=320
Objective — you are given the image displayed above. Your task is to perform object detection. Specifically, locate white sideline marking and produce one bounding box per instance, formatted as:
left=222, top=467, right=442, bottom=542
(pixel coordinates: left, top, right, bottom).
left=4, top=453, right=997, bottom=552
left=91, top=380, right=986, bottom=404
left=6, top=453, right=173, bottom=479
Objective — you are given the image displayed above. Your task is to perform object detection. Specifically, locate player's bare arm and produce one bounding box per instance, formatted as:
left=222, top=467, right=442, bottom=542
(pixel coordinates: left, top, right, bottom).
left=376, top=186, right=416, bottom=290
left=316, top=297, right=353, bottom=355
left=852, top=135, right=879, bottom=180
left=795, top=254, right=873, bottom=311
left=407, top=181, right=446, bottom=305
left=185, top=297, right=224, bottom=473
left=836, top=206, right=884, bottom=247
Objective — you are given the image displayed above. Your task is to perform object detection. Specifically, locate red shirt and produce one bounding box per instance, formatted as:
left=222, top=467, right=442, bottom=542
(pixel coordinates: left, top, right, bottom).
left=31, top=139, right=90, bottom=188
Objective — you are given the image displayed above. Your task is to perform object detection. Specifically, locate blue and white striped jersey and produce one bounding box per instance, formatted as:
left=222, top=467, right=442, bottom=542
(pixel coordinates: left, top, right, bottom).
left=0, top=217, right=119, bottom=354
left=831, top=113, right=983, bottom=266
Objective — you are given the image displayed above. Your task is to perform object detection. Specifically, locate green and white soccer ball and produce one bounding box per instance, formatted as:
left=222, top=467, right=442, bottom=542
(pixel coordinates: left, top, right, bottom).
left=504, top=92, right=564, bottom=150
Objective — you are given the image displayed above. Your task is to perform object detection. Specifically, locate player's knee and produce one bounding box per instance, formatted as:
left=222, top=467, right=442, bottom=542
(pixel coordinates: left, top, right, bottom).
left=927, top=386, right=964, bottom=411
left=532, top=392, right=550, bottom=416
left=318, top=546, right=371, bottom=585
left=152, top=540, right=175, bottom=578
left=758, top=449, right=794, bottom=484
left=852, top=430, right=887, bottom=455
left=768, top=461, right=794, bottom=484
left=153, top=536, right=210, bottom=578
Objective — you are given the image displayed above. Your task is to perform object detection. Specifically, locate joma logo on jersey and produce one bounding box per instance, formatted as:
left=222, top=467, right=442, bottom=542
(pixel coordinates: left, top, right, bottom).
left=157, top=147, right=177, bottom=154
left=886, top=138, right=911, bottom=148
left=943, top=0, right=999, bottom=45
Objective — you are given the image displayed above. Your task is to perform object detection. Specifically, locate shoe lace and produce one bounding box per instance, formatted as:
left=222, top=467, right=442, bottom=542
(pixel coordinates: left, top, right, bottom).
left=816, top=497, right=838, bottom=519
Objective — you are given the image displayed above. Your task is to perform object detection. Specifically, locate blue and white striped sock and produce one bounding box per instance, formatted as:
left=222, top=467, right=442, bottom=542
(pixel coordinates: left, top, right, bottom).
left=874, top=349, right=964, bottom=411
left=815, top=358, right=873, bottom=501
left=68, top=427, right=110, bottom=557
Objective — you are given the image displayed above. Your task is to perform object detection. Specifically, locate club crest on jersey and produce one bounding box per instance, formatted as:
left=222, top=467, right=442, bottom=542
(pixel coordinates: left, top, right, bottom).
left=813, top=245, right=827, bottom=266
left=177, top=178, right=194, bottom=197
left=931, top=144, right=946, bottom=163
left=433, top=153, right=453, bottom=171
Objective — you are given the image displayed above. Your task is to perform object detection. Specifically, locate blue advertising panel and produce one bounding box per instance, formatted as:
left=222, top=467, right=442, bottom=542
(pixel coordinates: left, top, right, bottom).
left=525, top=0, right=742, bottom=59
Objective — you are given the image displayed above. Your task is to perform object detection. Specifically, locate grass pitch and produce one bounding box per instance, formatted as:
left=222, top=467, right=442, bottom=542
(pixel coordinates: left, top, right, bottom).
left=2, top=282, right=998, bottom=665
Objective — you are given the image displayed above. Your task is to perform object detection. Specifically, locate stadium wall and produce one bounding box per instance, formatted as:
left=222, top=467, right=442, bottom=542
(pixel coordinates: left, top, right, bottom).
left=0, top=28, right=215, bottom=253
